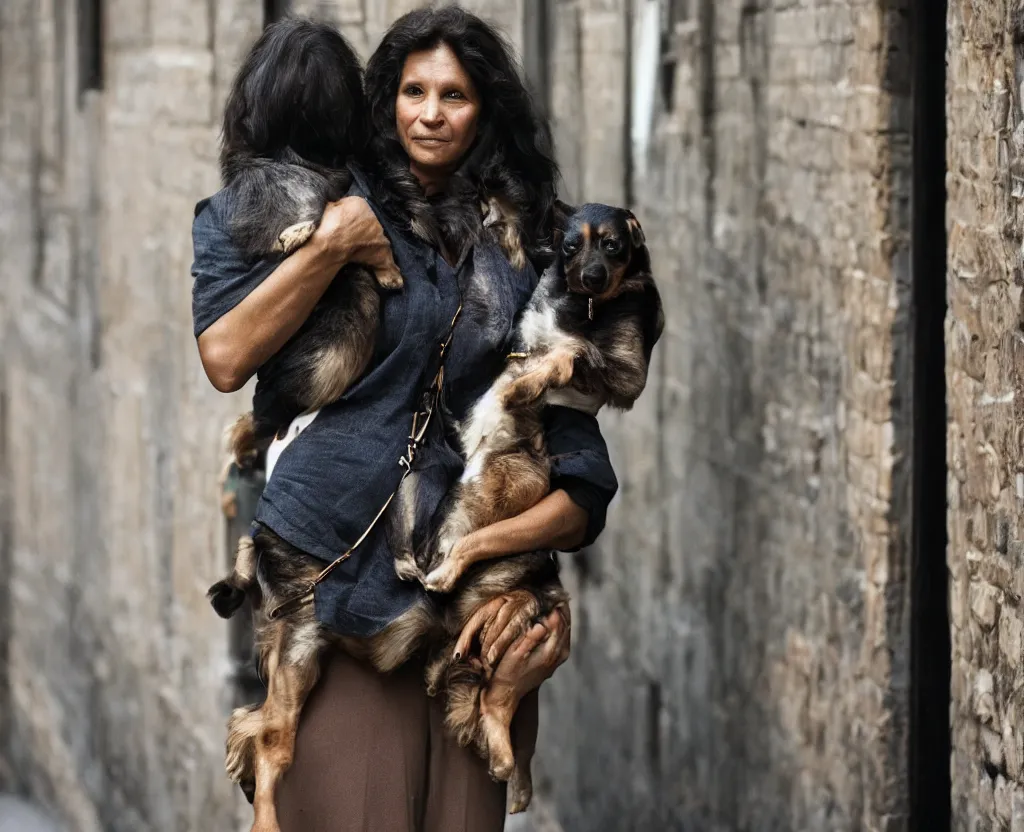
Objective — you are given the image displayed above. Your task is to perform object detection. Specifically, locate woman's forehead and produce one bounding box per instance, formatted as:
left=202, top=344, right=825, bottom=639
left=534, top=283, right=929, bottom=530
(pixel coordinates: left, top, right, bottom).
left=400, top=43, right=474, bottom=87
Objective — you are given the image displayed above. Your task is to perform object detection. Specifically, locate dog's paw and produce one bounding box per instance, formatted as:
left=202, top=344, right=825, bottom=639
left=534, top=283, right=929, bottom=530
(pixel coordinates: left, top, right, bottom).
left=374, top=264, right=404, bottom=291
left=507, top=765, right=533, bottom=814
left=393, top=553, right=422, bottom=583
left=500, top=375, right=545, bottom=410
left=225, top=705, right=259, bottom=783
left=207, top=580, right=246, bottom=619
left=481, top=710, right=516, bottom=782
left=272, top=221, right=317, bottom=255
left=422, top=557, right=463, bottom=594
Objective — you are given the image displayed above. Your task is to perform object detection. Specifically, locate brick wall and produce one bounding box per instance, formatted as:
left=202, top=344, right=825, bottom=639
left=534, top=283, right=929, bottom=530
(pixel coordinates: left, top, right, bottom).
left=946, top=2, right=1024, bottom=829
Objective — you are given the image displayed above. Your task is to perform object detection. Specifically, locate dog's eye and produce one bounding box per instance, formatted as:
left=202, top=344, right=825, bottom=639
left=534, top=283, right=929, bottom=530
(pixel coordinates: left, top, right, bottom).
left=602, top=238, right=622, bottom=255
left=562, top=239, right=579, bottom=256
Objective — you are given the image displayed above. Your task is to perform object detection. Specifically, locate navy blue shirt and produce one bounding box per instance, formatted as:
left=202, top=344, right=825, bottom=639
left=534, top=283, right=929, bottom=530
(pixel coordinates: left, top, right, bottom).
left=191, top=166, right=617, bottom=637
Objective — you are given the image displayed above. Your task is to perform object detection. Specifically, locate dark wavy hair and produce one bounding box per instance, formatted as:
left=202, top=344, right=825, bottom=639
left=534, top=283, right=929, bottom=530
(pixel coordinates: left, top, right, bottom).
left=364, top=5, right=559, bottom=265
left=219, top=17, right=367, bottom=179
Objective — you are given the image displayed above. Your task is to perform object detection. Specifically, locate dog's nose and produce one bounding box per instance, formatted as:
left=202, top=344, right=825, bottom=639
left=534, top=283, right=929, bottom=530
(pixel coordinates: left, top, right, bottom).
left=581, top=266, right=607, bottom=292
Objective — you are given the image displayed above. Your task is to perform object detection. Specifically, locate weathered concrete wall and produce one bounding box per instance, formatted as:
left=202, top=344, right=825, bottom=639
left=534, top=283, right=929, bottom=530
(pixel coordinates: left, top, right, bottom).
left=0, top=1, right=917, bottom=831
left=0, top=1, right=263, bottom=829
left=946, top=2, right=1024, bottom=829
left=534, top=1, right=915, bottom=830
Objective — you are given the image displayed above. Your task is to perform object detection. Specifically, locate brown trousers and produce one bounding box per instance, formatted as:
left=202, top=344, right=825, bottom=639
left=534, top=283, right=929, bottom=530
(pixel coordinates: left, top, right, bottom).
left=275, top=648, right=539, bottom=832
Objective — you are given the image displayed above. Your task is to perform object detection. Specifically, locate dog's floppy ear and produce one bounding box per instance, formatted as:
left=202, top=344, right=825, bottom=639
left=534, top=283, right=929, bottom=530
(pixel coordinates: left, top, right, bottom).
left=625, top=209, right=646, bottom=248
left=553, top=199, right=576, bottom=229
left=551, top=199, right=577, bottom=249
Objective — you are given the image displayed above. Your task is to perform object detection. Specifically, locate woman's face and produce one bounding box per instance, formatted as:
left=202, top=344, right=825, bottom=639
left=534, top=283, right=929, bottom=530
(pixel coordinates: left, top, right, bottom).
left=396, top=43, right=480, bottom=188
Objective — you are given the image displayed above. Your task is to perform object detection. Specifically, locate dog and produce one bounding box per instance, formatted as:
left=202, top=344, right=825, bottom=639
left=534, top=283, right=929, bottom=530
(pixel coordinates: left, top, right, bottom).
left=215, top=18, right=403, bottom=470
left=384, top=203, right=664, bottom=785
left=421, top=202, right=663, bottom=584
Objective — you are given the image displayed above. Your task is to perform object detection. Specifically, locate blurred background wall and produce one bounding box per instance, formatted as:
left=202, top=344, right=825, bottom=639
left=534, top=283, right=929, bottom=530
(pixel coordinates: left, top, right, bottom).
left=0, top=1, right=1005, bottom=831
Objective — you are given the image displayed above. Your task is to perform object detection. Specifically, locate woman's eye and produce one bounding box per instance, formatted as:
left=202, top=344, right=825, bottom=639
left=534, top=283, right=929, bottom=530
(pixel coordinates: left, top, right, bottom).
left=444, top=90, right=464, bottom=100
left=403, top=85, right=423, bottom=96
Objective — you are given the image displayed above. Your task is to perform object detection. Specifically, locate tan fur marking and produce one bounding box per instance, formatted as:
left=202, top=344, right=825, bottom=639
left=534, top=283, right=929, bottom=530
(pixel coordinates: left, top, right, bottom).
left=233, top=536, right=258, bottom=584
left=501, top=347, right=578, bottom=409
left=306, top=340, right=371, bottom=411
left=373, top=265, right=404, bottom=291
left=272, top=221, right=317, bottom=255
left=226, top=412, right=259, bottom=468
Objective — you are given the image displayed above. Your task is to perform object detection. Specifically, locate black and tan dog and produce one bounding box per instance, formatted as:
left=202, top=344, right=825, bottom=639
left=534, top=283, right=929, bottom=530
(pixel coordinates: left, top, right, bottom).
left=417, top=203, right=663, bottom=587
left=216, top=19, right=403, bottom=467
left=387, top=201, right=665, bottom=800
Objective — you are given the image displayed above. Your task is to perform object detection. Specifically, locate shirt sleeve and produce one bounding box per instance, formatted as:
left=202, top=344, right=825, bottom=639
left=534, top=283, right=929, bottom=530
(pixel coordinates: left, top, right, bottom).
left=191, top=194, right=283, bottom=338
left=542, top=405, right=619, bottom=550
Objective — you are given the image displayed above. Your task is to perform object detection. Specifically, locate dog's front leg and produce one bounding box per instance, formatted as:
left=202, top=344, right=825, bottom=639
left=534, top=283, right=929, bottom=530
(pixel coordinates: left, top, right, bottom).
left=424, top=508, right=478, bottom=593
left=500, top=346, right=578, bottom=410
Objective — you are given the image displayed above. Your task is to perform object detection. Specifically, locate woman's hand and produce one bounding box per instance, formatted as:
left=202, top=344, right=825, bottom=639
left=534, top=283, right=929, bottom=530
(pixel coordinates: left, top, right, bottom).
left=311, top=197, right=401, bottom=286
left=422, top=489, right=588, bottom=593
left=481, top=606, right=571, bottom=714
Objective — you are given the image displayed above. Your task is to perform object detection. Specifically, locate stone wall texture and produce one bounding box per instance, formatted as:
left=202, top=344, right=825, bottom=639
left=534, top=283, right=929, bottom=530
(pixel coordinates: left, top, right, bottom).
left=536, top=1, right=914, bottom=830
left=946, top=2, right=1024, bottom=830
left=0, top=1, right=924, bottom=831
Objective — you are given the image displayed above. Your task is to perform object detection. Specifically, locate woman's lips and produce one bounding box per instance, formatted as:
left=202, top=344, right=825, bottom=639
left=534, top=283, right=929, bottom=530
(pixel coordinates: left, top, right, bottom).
left=412, top=137, right=449, bottom=144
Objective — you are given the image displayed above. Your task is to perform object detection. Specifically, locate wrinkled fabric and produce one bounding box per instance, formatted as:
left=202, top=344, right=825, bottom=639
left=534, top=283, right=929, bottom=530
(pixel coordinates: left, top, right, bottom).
left=191, top=164, right=617, bottom=638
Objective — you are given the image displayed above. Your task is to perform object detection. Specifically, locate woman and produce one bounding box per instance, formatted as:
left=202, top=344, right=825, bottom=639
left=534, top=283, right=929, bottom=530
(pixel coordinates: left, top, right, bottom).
left=191, top=8, right=617, bottom=831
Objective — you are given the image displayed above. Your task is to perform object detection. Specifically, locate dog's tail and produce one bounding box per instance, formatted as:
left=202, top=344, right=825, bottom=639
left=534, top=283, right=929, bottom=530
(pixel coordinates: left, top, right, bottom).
left=208, top=535, right=258, bottom=619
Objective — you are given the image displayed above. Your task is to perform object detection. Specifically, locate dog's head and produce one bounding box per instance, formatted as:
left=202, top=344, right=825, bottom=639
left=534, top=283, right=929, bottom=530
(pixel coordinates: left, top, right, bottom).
left=558, top=203, right=647, bottom=298
left=221, top=18, right=367, bottom=174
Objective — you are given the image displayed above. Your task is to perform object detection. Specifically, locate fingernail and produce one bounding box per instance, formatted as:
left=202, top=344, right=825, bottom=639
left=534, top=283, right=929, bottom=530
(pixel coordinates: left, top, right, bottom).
left=453, top=650, right=462, bottom=661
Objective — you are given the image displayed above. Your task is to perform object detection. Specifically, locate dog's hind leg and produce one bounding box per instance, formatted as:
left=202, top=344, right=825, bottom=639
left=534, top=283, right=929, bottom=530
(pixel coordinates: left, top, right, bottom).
left=250, top=620, right=323, bottom=832
left=225, top=703, right=261, bottom=803
left=507, top=690, right=539, bottom=813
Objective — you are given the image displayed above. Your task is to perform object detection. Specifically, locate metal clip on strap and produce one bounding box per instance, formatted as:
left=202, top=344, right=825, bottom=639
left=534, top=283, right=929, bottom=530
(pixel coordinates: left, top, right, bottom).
left=267, top=303, right=463, bottom=621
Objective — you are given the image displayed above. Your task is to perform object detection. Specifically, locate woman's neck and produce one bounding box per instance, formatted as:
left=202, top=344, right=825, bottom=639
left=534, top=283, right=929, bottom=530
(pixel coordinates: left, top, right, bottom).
left=410, top=162, right=450, bottom=197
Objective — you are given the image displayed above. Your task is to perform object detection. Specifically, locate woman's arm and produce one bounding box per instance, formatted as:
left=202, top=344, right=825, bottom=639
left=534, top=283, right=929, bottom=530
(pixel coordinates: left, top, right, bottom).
left=423, top=406, right=617, bottom=592
left=422, top=490, right=586, bottom=593
left=197, top=196, right=400, bottom=392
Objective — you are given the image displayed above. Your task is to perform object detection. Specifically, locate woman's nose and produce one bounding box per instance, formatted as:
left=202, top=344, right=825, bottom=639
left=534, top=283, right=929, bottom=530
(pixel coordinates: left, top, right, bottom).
left=419, top=95, right=444, bottom=126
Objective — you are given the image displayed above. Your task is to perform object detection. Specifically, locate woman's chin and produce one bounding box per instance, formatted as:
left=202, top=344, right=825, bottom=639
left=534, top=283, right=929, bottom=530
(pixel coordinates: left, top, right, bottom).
left=409, top=152, right=458, bottom=174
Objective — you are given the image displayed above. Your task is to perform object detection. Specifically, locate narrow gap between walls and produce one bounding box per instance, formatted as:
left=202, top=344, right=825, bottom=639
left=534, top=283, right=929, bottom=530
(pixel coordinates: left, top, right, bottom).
left=908, top=0, right=950, bottom=829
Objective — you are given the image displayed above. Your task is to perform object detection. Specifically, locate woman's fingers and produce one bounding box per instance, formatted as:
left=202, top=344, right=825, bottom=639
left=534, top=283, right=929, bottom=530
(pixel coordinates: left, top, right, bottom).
left=509, top=622, right=550, bottom=661
left=486, top=612, right=543, bottom=669
left=454, top=596, right=507, bottom=661
left=482, top=596, right=540, bottom=667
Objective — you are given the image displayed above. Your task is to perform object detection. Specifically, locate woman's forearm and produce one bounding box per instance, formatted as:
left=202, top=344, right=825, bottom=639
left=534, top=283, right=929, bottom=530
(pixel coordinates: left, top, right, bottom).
left=197, top=196, right=399, bottom=393
left=197, top=240, right=343, bottom=392
left=476, top=489, right=588, bottom=555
